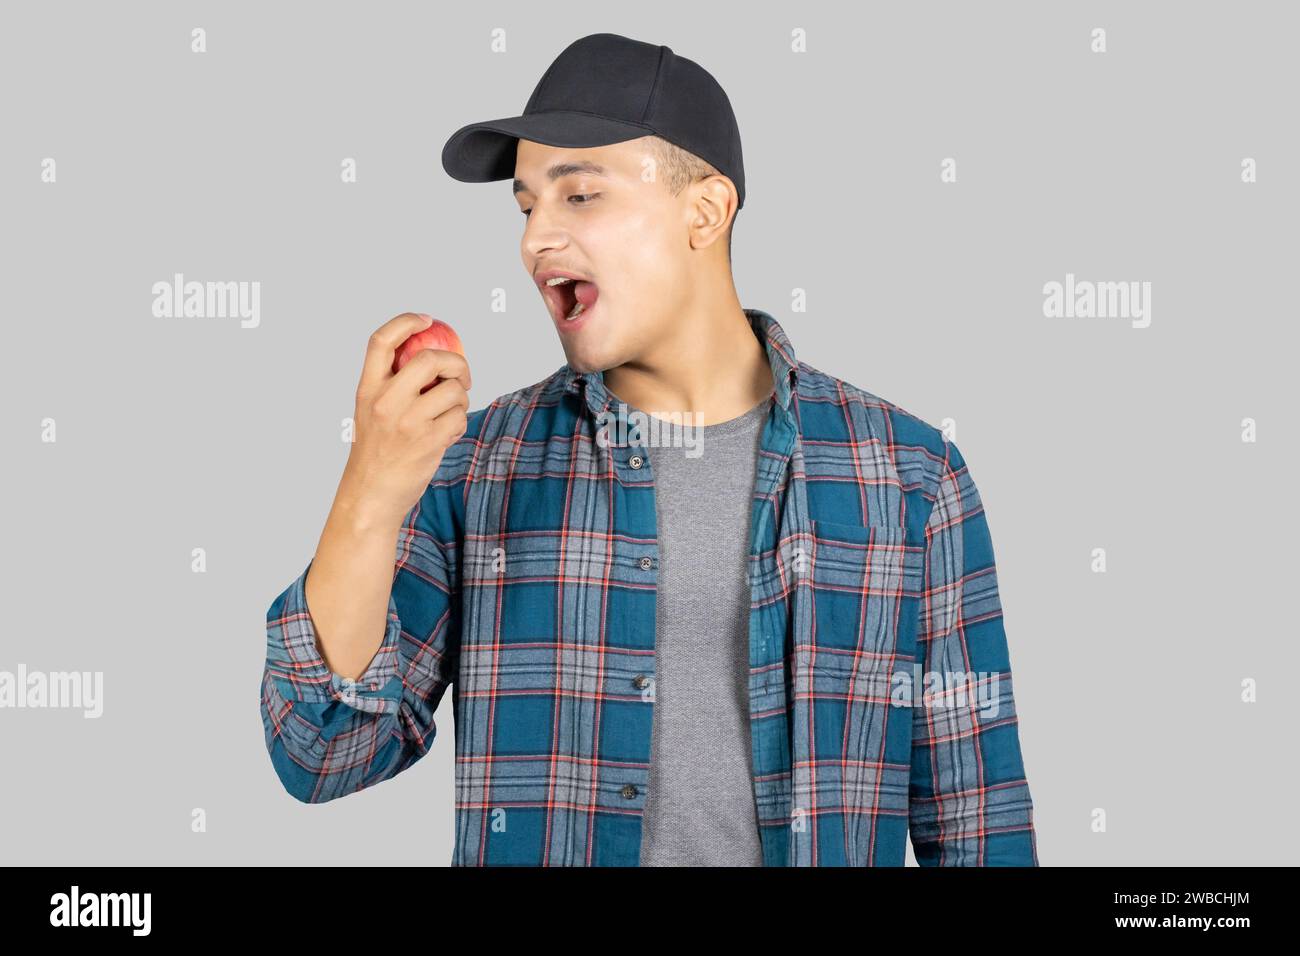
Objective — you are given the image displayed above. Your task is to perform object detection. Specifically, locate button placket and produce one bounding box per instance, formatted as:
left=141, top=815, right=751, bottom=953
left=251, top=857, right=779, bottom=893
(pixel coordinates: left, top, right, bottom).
left=617, top=430, right=654, bottom=811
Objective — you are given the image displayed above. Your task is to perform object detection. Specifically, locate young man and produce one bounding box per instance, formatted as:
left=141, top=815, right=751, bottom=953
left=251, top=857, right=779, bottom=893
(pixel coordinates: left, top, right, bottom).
left=261, top=33, right=1038, bottom=867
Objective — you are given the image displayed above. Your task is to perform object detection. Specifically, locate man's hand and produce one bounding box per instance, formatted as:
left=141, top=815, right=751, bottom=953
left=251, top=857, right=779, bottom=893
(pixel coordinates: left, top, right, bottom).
left=339, top=312, right=473, bottom=529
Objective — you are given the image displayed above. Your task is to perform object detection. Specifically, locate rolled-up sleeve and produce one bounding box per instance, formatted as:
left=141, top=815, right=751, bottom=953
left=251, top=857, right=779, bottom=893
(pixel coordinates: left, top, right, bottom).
left=260, top=480, right=461, bottom=804
left=909, top=438, right=1038, bottom=865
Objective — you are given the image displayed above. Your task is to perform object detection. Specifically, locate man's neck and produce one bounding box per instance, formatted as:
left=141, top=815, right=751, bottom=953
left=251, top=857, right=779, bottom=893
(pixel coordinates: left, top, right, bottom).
left=603, top=299, right=775, bottom=427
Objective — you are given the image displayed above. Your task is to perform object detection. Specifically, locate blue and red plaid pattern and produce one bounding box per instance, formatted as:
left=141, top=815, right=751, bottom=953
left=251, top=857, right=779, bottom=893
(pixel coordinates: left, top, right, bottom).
left=261, top=308, right=1038, bottom=866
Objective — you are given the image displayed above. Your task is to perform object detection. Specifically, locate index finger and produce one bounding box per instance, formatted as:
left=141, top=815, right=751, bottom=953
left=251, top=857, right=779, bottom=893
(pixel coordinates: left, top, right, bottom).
left=357, top=312, right=435, bottom=397
left=390, top=347, right=472, bottom=401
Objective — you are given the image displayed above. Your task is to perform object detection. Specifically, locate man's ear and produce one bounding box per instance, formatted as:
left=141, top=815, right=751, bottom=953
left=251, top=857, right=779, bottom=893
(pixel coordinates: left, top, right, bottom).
left=688, top=175, right=738, bottom=253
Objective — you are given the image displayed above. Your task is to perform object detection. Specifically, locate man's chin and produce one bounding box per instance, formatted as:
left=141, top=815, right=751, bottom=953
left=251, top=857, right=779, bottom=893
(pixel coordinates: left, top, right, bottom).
left=560, top=346, right=614, bottom=377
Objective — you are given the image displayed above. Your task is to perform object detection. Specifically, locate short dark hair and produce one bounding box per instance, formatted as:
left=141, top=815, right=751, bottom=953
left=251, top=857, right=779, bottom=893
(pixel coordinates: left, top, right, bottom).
left=644, top=135, right=737, bottom=263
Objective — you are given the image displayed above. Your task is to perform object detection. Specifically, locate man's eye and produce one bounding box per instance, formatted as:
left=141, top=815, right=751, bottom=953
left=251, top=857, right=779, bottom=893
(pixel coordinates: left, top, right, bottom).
left=521, top=194, right=598, bottom=218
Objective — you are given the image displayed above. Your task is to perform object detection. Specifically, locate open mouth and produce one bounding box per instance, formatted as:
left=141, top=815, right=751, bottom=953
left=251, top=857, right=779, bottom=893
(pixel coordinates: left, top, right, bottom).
left=542, top=276, right=598, bottom=322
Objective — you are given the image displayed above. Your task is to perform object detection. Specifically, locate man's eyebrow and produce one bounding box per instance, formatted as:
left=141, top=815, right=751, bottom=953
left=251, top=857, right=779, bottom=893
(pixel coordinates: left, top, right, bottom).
left=513, top=161, right=609, bottom=196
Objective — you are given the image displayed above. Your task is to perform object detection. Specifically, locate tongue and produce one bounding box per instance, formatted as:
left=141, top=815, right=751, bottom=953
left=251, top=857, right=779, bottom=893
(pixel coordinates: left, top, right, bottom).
left=573, top=280, right=598, bottom=308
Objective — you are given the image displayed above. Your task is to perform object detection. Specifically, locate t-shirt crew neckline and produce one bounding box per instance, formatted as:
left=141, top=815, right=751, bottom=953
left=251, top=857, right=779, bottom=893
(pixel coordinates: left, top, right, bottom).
left=621, top=389, right=775, bottom=439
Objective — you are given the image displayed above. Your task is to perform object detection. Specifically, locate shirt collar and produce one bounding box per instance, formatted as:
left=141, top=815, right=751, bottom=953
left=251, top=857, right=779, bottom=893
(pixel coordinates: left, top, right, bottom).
left=560, top=308, right=799, bottom=420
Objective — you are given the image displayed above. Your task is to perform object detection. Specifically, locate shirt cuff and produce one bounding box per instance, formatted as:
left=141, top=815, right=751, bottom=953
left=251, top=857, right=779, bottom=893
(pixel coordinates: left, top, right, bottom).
left=264, top=558, right=404, bottom=716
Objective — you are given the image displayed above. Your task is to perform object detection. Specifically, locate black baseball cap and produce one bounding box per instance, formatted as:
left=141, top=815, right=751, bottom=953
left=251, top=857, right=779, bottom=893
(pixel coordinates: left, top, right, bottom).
left=441, top=32, right=745, bottom=210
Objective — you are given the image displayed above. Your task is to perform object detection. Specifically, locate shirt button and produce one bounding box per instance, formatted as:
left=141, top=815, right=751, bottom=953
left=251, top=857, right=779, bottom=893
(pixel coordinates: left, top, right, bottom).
left=629, top=454, right=644, bottom=469
left=621, top=784, right=638, bottom=799
left=638, top=556, right=654, bottom=570
left=633, top=674, right=649, bottom=689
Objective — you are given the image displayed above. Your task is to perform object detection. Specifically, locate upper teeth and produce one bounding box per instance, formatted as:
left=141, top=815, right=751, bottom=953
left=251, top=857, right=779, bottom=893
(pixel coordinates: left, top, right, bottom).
left=546, top=276, right=574, bottom=286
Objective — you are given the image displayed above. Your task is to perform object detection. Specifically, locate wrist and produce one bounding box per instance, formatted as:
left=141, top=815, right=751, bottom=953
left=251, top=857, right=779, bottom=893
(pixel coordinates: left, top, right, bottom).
left=332, top=482, right=406, bottom=538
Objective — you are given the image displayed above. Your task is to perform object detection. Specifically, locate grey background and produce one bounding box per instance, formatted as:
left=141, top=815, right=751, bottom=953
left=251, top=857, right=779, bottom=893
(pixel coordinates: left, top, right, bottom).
left=1, top=1, right=1295, bottom=865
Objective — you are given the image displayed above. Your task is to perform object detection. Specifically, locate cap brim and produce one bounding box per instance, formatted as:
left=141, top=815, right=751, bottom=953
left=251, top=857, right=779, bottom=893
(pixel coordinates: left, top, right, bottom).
left=441, top=110, right=654, bottom=184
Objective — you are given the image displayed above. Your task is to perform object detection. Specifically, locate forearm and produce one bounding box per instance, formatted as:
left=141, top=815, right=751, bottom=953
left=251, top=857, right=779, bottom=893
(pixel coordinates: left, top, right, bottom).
left=304, top=483, right=406, bottom=682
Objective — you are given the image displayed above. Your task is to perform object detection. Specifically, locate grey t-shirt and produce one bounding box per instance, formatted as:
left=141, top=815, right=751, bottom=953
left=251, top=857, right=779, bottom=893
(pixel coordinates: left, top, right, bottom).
left=628, top=391, right=774, bottom=866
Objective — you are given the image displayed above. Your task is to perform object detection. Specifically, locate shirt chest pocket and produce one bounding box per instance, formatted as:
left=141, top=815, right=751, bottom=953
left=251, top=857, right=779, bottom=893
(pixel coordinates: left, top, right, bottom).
left=806, top=519, right=911, bottom=679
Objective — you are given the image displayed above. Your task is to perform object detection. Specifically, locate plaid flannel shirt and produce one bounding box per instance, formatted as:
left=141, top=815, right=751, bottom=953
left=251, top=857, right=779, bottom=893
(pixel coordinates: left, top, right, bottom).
left=261, top=308, right=1038, bottom=866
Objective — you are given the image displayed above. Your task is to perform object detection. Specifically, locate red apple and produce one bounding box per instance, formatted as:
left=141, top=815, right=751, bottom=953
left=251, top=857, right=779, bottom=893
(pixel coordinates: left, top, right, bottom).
left=392, top=318, right=466, bottom=394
